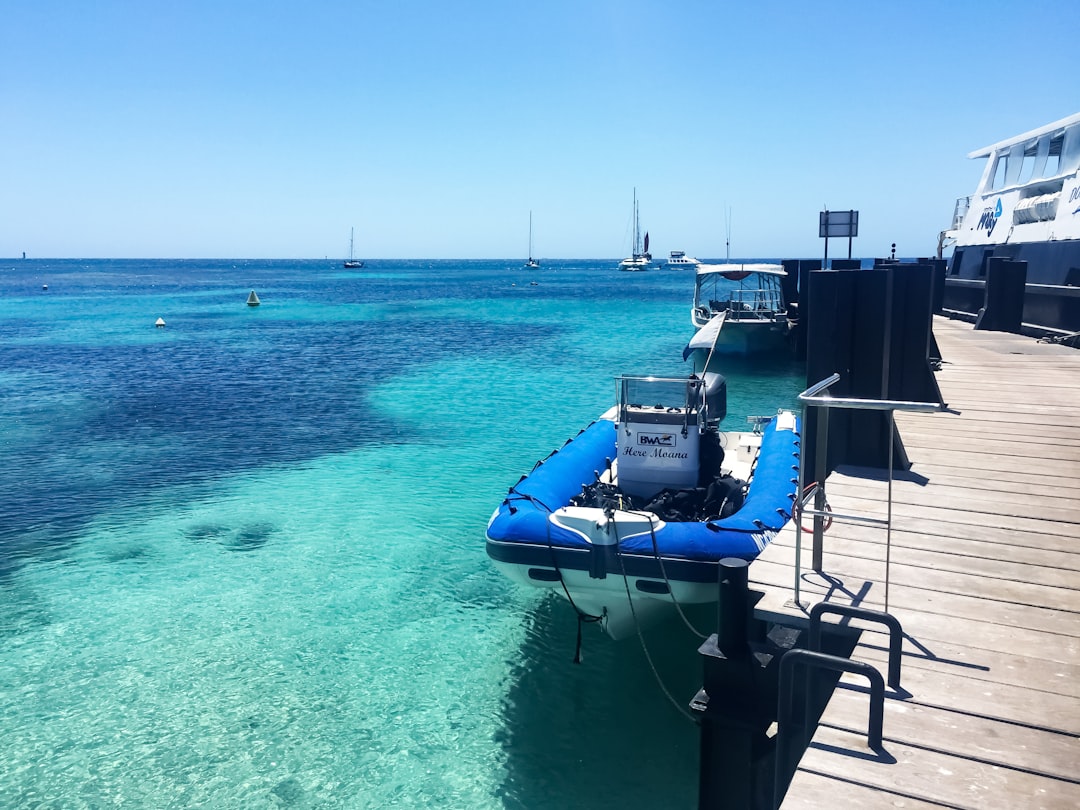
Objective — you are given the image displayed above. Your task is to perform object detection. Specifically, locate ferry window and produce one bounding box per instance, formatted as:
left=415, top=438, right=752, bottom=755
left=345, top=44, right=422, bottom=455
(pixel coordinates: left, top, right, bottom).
left=1030, top=135, right=1051, bottom=179
left=991, top=154, right=1008, bottom=189
left=1060, top=127, right=1080, bottom=174
left=1044, top=132, right=1063, bottom=177
left=1004, top=144, right=1024, bottom=186
left=1018, top=143, right=1038, bottom=184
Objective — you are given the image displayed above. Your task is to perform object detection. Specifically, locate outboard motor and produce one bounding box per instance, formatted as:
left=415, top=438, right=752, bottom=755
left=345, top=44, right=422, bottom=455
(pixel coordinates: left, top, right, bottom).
left=615, top=376, right=703, bottom=500
left=701, top=372, right=727, bottom=425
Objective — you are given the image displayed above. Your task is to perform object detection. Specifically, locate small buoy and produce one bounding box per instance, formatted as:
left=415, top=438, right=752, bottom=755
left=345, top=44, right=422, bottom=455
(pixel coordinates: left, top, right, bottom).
left=155, top=317, right=166, bottom=328
left=42, top=284, right=48, bottom=290
left=246, top=290, right=261, bottom=307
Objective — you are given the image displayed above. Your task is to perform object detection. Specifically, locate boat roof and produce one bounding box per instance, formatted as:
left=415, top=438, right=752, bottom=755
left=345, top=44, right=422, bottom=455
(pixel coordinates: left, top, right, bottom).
left=968, top=112, right=1080, bottom=159
left=695, top=263, right=786, bottom=277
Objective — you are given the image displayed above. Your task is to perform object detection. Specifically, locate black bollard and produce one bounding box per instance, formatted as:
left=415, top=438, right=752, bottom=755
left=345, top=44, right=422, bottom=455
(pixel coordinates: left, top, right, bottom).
left=975, top=257, right=1027, bottom=333
left=692, top=558, right=758, bottom=810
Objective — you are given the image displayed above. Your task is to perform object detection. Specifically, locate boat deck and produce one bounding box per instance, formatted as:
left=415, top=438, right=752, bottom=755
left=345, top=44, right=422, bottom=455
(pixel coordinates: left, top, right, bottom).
left=751, top=317, right=1080, bottom=809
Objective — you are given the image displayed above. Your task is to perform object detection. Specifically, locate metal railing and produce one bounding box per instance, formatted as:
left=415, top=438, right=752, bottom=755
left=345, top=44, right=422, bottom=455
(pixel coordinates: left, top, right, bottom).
left=951, top=195, right=971, bottom=230
left=795, top=374, right=944, bottom=611
left=774, top=649, right=885, bottom=808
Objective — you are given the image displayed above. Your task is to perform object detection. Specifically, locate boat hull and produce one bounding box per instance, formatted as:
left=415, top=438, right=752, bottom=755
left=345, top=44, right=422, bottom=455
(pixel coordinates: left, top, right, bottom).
left=945, top=239, right=1080, bottom=332
left=485, top=414, right=800, bottom=638
left=704, top=320, right=791, bottom=357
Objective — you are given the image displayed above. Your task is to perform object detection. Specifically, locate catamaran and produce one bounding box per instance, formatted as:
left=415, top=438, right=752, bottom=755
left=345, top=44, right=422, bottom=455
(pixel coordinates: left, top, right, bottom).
left=618, top=189, right=651, bottom=271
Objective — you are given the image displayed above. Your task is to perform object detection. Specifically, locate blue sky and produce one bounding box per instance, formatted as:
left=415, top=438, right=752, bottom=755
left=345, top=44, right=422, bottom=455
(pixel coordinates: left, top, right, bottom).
left=1, top=0, right=1075, bottom=259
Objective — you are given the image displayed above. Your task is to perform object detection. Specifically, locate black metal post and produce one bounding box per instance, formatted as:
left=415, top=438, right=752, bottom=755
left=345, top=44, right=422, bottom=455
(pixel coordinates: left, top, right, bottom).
left=692, top=558, right=759, bottom=810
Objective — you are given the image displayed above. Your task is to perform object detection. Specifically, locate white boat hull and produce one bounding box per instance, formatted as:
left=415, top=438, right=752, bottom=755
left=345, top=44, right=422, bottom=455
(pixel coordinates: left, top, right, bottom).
left=491, top=558, right=719, bottom=639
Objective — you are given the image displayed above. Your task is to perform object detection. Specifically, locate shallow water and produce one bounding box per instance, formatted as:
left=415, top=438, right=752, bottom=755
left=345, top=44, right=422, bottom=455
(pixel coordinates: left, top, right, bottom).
left=0, top=258, right=805, bottom=808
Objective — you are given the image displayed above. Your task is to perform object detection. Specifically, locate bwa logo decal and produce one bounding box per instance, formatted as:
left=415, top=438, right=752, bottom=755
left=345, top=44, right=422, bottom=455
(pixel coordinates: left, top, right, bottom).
left=977, top=198, right=1003, bottom=235
left=637, top=433, right=675, bottom=447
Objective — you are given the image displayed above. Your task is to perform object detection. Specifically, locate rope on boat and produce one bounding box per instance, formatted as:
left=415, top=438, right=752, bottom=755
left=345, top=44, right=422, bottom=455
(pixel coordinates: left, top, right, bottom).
left=611, top=514, right=698, bottom=725
left=627, top=508, right=708, bottom=641
left=533, top=496, right=602, bottom=664
left=792, top=482, right=833, bottom=534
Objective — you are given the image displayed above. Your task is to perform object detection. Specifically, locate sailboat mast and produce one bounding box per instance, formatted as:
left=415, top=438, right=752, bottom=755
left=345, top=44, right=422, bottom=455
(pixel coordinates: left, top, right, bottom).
left=633, top=187, right=640, bottom=257
left=529, top=211, right=533, bottom=260
left=350, top=227, right=355, bottom=261
left=724, top=207, right=732, bottom=262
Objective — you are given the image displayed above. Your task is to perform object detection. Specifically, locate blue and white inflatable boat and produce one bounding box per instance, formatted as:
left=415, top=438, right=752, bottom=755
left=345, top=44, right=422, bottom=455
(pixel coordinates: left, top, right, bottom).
left=486, top=374, right=800, bottom=638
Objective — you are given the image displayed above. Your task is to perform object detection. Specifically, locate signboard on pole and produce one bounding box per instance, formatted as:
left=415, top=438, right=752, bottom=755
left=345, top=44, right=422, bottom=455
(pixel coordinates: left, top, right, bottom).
left=819, top=210, right=858, bottom=238
left=819, top=209, right=859, bottom=262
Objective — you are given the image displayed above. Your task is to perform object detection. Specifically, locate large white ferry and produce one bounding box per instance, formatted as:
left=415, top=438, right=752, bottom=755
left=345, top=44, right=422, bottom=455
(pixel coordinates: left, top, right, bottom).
left=941, top=112, right=1080, bottom=331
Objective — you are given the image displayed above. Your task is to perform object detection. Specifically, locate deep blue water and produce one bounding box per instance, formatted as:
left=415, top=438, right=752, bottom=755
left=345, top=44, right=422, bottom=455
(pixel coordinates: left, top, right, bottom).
left=0, top=258, right=806, bottom=808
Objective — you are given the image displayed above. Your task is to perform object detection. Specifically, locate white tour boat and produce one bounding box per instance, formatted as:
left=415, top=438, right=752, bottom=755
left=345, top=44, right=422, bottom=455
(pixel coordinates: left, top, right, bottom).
left=686, top=263, right=790, bottom=360
left=666, top=250, right=700, bottom=269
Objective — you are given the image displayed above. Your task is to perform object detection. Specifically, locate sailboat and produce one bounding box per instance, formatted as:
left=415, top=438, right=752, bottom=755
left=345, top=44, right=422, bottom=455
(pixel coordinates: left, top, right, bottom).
left=618, top=188, right=651, bottom=271
left=343, top=227, right=364, bottom=269
left=525, top=211, right=540, bottom=269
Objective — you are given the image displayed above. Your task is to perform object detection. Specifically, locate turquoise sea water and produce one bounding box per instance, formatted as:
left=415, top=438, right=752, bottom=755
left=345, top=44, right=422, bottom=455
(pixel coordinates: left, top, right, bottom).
left=0, top=259, right=805, bottom=809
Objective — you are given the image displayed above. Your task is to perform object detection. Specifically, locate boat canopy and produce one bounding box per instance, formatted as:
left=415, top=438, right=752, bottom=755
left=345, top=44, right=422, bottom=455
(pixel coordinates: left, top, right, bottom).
left=695, top=263, right=786, bottom=279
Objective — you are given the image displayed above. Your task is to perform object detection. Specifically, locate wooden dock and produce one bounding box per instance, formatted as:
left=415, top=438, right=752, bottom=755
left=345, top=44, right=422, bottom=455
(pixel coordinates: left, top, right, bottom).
left=751, top=317, right=1080, bottom=809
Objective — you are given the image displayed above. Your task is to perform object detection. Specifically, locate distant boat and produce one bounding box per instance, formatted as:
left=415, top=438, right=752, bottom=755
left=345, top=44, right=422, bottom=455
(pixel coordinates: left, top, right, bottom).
left=524, top=212, right=540, bottom=269
left=666, top=250, right=700, bottom=269
left=247, top=290, right=261, bottom=307
left=618, top=188, right=651, bottom=270
left=344, top=227, right=364, bottom=269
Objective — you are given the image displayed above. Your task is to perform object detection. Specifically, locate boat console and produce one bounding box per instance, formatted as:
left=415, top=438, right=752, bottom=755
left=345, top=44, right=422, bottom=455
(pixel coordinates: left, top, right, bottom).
left=614, top=375, right=726, bottom=499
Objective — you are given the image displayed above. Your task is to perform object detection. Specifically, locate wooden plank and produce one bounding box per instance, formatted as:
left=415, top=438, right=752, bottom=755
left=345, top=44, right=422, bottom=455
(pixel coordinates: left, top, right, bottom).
left=898, top=427, right=1080, bottom=453
left=849, top=637, right=1080, bottom=701
left=834, top=463, right=1080, bottom=494
left=759, top=543, right=1079, bottom=615
left=780, top=770, right=964, bottom=809
left=823, top=476, right=1080, bottom=520
left=786, top=715, right=1078, bottom=809
left=769, top=531, right=1080, bottom=590
left=771, top=524, right=1080, bottom=572
left=752, top=556, right=1078, bottom=635
left=814, top=685, right=1080, bottom=775
left=817, top=494, right=1080, bottom=539
left=751, top=564, right=1079, bottom=665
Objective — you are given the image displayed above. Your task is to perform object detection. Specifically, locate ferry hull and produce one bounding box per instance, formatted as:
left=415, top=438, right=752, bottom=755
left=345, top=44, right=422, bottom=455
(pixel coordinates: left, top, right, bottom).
left=946, top=239, right=1080, bottom=332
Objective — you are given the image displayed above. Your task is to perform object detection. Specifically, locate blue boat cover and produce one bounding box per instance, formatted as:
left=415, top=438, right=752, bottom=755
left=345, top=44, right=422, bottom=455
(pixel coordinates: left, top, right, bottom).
left=486, top=415, right=800, bottom=562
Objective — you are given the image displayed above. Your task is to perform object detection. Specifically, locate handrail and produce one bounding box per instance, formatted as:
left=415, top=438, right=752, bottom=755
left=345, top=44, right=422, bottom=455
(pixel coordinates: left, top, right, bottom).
left=793, top=375, right=945, bottom=611
left=798, top=375, right=944, bottom=414
left=809, top=603, right=903, bottom=689
left=774, top=649, right=886, bottom=808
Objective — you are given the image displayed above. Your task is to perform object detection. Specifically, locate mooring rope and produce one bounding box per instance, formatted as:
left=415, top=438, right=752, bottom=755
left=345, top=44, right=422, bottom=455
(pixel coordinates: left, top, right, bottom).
left=612, top=515, right=699, bottom=724
left=537, top=500, right=602, bottom=663
left=625, top=508, right=708, bottom=641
